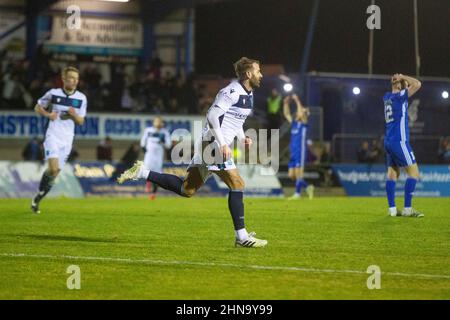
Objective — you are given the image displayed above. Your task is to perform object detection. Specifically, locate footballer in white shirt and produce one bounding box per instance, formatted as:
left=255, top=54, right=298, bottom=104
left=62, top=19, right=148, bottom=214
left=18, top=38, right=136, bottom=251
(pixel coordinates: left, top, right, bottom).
left=140, top=117, right=172, bottom=199
left=118, top=57, right=267, bottom=248
left=31, top=66, right=87, bottom=214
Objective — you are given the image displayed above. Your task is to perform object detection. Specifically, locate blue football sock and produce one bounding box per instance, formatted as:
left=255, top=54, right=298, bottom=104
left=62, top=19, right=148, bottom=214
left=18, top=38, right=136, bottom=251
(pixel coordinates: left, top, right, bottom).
left=386, top=179, right=396, bottom=208
left=295, top=179, right=307, bottom=194
left=404, top=177, right=417, bottom=208
left=301, top=180, right=308, bottom=188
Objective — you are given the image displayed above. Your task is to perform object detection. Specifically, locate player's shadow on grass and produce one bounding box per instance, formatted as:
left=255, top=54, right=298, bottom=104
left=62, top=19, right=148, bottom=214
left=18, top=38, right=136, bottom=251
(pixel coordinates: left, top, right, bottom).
left=9, top=234, right=120, bottom=243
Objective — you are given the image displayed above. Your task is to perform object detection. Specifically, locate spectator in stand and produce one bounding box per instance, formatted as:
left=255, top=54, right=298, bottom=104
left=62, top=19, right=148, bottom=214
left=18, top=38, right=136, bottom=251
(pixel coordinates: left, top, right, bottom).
left=357, top=140, right=378, bottom=163
left=198, top=94, right=214, bottom=114
left=158, top=76, right=171, bottom=107
left=29, top=79, right=44, bottom=104
left=22, top=137, right=43, bottom=161
left=35, top=45, right=53, bottom=81
left=371, top=138, right=383, bottom=163
left=110, top=63, right=125, bottom=111
left=121, top=88, right=134, bottom=110
left=438, top=137, right=450, bottom=163
left=306, top=139, right=318, bottom=164
left=319, top=142, right=333, bottom=164
left=151, top=97, right=165, bottom=114
left=184, top=73, right=200, bottom=114
left=149, top=54, right=163, bottom=80
left=111, top=142, right=141, bottom=181
left=0, top=47, right=203, bottom=114
left=2, top=72, right=25, bottom=108
left=97, top=136, right=113, bottom=162
left=122, top=142, right=141, bottom=168
left=83, top=65, right=102, bottom=91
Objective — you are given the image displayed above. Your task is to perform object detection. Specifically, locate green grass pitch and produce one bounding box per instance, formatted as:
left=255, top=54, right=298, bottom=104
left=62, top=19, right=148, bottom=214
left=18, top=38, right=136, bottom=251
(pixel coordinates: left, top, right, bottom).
left=0, top=197, right=449, bottom=299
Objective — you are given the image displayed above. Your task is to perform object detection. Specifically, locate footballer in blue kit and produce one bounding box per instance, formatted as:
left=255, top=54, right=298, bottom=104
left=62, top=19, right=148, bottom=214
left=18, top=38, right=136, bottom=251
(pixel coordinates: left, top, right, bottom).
left=283, top=94, right=314, bottom=200
left=383, top=73, right=423, bottom=217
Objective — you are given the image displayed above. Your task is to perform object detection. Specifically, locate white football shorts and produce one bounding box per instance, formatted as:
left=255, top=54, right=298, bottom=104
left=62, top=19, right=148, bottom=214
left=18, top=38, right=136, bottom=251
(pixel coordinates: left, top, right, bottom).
left=43, top=137, right=72, bottom=169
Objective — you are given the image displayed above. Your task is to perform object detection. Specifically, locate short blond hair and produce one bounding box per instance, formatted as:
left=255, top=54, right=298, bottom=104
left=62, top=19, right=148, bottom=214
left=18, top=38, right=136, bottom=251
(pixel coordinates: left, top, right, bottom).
left=62, top=66, right=79, bottom=76
left=233, top=57, right=260, bottom=80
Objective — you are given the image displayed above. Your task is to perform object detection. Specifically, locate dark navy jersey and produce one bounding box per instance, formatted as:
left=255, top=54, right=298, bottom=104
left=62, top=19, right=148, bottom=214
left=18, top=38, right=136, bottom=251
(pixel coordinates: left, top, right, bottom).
left=383, top=89, right=409, bottom=142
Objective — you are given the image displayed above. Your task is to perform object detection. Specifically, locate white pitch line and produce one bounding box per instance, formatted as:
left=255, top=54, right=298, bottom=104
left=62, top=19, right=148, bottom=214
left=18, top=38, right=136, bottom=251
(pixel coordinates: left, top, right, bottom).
left=1, top=252, right=450, bottom=280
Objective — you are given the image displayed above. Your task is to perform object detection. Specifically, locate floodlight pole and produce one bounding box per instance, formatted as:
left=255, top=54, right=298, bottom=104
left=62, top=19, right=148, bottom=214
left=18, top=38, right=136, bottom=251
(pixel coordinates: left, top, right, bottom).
left=299, top=0, right=320, bottom=99
left=184, top=7, right=194, bottom=76
left=368, top=0, right=375, bottom=75
left=413, top=0, right=421, bottom=76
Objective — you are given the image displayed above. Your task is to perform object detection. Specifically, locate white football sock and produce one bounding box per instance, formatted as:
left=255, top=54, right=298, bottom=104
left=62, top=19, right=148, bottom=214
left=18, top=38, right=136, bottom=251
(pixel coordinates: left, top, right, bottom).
left=235, top=228, right=248, bottom=241
left=403, top=207, right=412, bottom=215
left=140, top=168, right=150, bottom=179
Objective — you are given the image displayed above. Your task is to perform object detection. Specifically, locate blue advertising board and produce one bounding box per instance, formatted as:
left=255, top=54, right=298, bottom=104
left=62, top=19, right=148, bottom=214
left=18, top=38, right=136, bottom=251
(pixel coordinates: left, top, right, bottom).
left=332, top=164, right=450, bottom=197
left=73, top=162, right=225, bottom=197
left=0, top=160, right=283, bottom=198
left=73, top=162, right=283, bottom=198
left=0, top=111, right=201, bottom=140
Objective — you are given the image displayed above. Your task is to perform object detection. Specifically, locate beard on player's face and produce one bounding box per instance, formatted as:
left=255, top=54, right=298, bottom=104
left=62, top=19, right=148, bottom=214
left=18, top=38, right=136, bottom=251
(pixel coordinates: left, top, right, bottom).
left=249, top=74, right=261, bottom=89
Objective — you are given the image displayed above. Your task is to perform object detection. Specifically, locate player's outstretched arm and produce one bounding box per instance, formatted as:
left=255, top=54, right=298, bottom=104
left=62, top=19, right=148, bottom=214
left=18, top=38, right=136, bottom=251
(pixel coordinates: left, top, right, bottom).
left=283, top=96, right=292, bottom=123
left=400, top=74, right=422, bottom=97
left=292, top=94, right=306, bottom=119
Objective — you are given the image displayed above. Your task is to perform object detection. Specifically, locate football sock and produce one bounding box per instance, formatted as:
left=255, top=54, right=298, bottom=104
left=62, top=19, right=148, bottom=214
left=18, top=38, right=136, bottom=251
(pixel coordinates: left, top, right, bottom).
left=228, top=190, right=245, bottom=233
left=404, top=177, right=417, bottom=208
left=140, top=168, right=150, bottom=178
left=386, top=179, right=396, bottom=209
left=295, top=179, right=307, bottom=194
left=36, top=170, right=56, bottom=201
left=147, top=171, right=184, bottom=196
left=235, top=228, right=249, bottom=241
